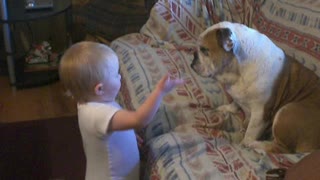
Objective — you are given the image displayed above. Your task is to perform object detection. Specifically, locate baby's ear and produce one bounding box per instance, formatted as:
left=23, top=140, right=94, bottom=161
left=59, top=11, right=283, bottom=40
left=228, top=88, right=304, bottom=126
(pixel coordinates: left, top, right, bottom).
left=94, top=83, right=104, bottom=95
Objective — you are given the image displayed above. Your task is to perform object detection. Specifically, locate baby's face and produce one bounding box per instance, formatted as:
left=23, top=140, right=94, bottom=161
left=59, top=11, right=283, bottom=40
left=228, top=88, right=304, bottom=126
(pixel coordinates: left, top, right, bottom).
left=101, top=54, right=121, bottom=101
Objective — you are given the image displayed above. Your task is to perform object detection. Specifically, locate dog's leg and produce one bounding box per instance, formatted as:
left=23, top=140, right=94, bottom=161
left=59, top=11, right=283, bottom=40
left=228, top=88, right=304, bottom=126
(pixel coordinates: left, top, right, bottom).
left=248, top=140, right=290, bottom=153
left=215, top=101, right=240, bottom=121
left=272, top=101, right=320, bottom=153
left=216, top=101, right=239, bottom=114
left=241, top=107, right=267, bottom=147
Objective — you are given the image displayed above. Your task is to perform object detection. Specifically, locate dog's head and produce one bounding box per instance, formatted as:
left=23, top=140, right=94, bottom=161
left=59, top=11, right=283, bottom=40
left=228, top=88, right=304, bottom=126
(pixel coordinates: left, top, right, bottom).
left=191, top=25, right=238, bottom=78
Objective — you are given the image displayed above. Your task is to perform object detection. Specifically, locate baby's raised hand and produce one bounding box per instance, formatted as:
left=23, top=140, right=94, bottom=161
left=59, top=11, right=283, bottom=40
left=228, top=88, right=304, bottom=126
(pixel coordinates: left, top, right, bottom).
left=156, top=73, right=185, bottom=94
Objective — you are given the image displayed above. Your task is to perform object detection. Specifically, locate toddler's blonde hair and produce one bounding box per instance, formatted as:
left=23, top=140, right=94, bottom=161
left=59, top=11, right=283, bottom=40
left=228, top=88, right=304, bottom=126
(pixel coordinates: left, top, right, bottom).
left=59, top=41, right=117, bottom=103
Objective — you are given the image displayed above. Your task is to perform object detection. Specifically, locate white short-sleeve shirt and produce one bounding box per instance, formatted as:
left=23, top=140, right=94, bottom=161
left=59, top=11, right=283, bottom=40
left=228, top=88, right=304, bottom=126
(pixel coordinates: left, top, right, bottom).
left=78, top=102, right=140, bottom=180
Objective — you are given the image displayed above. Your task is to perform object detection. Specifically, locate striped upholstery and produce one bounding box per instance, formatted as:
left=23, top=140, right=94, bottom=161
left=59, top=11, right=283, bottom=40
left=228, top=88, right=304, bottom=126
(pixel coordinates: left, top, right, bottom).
left=252, top=0, right=320, bottom=76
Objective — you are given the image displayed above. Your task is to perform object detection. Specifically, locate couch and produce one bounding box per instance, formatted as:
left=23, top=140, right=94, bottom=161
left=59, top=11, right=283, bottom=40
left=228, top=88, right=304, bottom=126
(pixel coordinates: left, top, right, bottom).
left=109, top=0, right=320, bottom=179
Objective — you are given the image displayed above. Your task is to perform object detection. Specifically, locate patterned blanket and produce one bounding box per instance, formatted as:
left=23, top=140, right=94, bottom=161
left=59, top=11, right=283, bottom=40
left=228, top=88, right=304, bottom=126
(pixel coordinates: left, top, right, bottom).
left=111, top=0, right=320, bottom=179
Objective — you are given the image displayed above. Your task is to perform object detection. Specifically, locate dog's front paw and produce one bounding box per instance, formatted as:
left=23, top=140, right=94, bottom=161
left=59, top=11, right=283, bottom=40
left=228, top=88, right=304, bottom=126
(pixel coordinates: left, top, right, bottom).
left=240, top=137, right=255, bottom=148
left=240, top=139, right=272, bottom=154
left=249, top=141, right=273, bottom=153
left=247, top=141, right=266, bottom=149
left=216, top=102, right=239, bottom=114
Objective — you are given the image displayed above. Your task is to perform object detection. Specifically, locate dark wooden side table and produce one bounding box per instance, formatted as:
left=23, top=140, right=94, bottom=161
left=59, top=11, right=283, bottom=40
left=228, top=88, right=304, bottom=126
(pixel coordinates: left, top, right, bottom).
left=0, top=0, right=72, bottom=88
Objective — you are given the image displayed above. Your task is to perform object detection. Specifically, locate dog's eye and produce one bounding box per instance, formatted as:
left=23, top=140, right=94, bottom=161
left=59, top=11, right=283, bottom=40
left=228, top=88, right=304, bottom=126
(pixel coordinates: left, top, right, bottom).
left=200, top=46, right=209, bottom=56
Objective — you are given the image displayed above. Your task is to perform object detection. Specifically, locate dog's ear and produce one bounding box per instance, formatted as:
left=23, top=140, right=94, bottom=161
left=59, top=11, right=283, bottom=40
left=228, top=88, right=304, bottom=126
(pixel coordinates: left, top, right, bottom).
left=216, top=28, right=234, bottom=52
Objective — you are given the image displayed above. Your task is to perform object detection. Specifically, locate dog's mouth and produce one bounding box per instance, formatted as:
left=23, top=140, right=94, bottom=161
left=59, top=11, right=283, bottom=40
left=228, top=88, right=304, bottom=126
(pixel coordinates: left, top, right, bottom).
left=191, top=52, right=206, bottom=76
left=190, top=51, right=199, bottom=68
left=191, top=52, right=217, bottom=78
left=192, top=52, right=236, bottom=81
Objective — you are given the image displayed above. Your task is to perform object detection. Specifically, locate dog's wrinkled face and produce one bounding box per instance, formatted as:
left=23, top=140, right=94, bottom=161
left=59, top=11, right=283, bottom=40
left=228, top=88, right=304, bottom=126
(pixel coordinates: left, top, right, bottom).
left=191, top=28, right=235, bottom=78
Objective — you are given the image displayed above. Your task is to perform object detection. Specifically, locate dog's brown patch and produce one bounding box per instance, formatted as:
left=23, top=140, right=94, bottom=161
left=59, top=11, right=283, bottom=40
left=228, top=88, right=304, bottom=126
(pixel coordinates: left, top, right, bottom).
left=194, top=28, right=236, bottom=77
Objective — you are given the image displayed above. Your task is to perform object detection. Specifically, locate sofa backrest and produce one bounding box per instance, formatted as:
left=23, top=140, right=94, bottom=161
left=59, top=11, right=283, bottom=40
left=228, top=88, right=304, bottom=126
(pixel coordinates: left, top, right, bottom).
left=140, top=0, right=207, bottom=45
left=251, top=0, right=320, bottom=77
left=141, top=0, right=320, bottom=77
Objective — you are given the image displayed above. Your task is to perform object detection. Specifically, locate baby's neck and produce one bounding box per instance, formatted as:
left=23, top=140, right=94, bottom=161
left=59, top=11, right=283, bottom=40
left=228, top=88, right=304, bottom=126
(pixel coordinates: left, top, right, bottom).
left=89, top=96, right=116, bottom=103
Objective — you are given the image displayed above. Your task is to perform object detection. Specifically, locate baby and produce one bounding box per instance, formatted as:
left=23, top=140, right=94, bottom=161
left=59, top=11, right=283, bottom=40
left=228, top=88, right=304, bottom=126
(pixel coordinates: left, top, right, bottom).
left=59, top=41, right=184, bottom=180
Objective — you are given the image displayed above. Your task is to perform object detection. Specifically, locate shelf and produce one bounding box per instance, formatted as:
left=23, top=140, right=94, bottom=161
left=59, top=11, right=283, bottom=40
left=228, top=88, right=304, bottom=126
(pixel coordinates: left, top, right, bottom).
left=1, top=0, right=72, bottom=87
left=24, top=63, right=59, bottom=73
left=15, top=69, right=59, bottom=89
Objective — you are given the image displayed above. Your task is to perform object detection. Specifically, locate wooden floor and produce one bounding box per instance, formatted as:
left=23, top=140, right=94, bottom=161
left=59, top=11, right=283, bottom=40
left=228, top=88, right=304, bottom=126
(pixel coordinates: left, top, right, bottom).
left=0, top=76, right=77, bottom=123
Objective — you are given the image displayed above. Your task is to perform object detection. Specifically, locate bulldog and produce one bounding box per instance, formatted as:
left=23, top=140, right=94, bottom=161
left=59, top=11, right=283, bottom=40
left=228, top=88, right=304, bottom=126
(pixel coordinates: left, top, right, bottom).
left=191, top=21, right=320, bottom=153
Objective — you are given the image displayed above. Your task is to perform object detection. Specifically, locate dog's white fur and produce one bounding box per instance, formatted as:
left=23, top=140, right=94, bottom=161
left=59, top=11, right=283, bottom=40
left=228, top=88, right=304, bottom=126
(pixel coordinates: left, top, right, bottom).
left=197, top=22, right=285, bottom=145
left=191, top=21, right=320, bottom=153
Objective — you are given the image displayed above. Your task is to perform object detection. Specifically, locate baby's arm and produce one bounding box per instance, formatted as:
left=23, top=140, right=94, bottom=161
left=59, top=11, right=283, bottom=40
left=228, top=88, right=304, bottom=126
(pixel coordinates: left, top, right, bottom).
left=109, top=74, right=185, bottom=131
